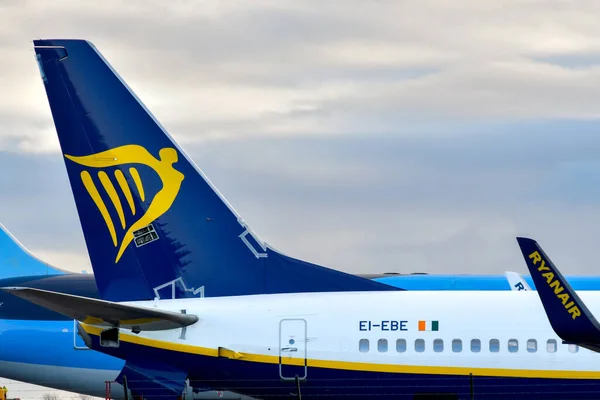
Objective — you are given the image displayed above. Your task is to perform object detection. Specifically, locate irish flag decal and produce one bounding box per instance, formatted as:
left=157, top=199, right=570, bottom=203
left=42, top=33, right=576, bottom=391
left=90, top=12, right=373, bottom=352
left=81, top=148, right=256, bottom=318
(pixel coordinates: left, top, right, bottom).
left=418, top=320, right=439, bottom=331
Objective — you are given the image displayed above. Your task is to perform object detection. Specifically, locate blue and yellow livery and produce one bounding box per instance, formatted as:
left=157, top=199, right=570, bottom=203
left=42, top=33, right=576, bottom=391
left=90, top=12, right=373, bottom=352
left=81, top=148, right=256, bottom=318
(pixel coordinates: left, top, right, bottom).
left=517, top=237, right=600, bottom=349
left=11, top=38, right=600, bottom=400
left=33, top=39, right=398, bottom=304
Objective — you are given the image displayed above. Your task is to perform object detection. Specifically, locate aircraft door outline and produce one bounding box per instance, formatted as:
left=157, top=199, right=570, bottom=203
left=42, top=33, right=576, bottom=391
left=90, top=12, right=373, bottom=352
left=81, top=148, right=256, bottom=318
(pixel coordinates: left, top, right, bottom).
left=279, top=318, right=307, bottom=381
left=73, top=319, right=91, bottom=350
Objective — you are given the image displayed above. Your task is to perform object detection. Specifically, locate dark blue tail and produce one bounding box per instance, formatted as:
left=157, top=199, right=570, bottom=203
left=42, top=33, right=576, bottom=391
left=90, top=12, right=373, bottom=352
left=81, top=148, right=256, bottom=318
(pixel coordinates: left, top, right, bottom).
left=34, top=39, right=397, bottom=302
left=516, top=237, right=600, bottom=346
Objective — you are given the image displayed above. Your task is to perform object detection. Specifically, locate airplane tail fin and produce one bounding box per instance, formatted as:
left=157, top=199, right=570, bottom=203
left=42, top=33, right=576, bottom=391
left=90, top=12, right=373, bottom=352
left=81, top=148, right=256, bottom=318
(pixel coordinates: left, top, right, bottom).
left=34, top=39, right=397, bottom=302
left=516, top=237, right=600, bottom=345
left=0, top=223, right=66, bottom=277
left=504, top=271, right=531, bottom=291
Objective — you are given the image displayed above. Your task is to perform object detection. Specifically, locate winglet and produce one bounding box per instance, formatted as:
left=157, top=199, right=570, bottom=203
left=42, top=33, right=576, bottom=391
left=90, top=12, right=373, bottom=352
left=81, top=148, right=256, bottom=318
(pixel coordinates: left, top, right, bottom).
left=516, top=237, right=600, bottom=344
left=504, top=271, right=531, bottom=291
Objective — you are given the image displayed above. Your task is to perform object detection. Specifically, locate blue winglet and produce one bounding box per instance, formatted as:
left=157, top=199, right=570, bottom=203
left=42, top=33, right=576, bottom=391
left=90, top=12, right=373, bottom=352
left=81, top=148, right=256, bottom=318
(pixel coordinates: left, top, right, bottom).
left=516, top=237, right=600, bottom=344
left=33, top=39, right=398, bottom=302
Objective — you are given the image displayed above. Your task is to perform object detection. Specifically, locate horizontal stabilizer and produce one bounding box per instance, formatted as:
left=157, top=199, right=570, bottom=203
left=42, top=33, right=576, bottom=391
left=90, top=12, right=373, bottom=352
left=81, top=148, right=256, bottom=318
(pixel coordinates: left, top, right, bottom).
left=504, top=271, right=531, bottom=291
left=0, top=287, right=198, bottom=331
left=516, top=237, right=600, bottom=349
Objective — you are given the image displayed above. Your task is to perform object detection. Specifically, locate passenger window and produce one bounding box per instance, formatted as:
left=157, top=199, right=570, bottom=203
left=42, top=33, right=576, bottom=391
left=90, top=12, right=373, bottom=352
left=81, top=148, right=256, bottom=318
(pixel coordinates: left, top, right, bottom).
left=471, top=339, right=481, bottom=353
left=433, top=339, right=443, bottom=353
left=527, top=339, right=537, bottom=353
left=378, top=339, right=388, bottom=353
left=452, top=339, right=462, bottom=353
left=547, top=339, right=557, bottom=353
left=568, top=344, right=579, bottom=353
left=396, top=339, right=406, bottom=353
left=489, top=339, right=500, bottom=353
left=508, top=339, right=518, bottom=353
left=415, top=339, right=425, bottom=353
left=359, top=339, right=369, bottom=353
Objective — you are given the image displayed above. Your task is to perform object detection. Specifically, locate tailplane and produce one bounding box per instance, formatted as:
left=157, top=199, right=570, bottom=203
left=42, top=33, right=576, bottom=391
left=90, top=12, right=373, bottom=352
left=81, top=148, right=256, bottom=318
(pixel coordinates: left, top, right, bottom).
left=34, top=39, right=397, bottom=302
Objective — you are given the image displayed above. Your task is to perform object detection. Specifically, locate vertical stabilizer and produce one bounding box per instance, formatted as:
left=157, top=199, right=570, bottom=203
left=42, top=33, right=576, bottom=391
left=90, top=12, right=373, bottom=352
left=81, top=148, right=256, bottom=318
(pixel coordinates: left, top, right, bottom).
left=34, top=39, right=397, bottom=301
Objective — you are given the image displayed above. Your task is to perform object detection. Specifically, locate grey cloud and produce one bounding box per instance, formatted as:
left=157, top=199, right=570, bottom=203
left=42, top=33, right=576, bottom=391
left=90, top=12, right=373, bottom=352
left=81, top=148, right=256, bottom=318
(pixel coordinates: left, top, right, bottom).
left=5, top=1, right=600, bottom=150
left=0, top=151, right=86, bottom=257
left=179, top=132, right=600, bottom=274
left=193, top=128, right=600, bottom=213
left=0, top=1, right=600, bottom=277
left=0, top=129, right=598, bottom=276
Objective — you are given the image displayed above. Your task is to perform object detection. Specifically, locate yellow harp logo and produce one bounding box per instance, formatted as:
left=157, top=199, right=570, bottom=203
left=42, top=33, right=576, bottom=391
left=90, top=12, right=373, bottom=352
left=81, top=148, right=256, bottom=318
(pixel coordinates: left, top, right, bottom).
left=64, top=145, right=185, bottom=263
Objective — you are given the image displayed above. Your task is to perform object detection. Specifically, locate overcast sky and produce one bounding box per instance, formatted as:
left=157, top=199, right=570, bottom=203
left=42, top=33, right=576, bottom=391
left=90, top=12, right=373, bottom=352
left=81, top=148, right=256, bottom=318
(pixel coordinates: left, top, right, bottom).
left=3, top=0, right=600, bottom=398
left=3, top=0, right=600, bottom=280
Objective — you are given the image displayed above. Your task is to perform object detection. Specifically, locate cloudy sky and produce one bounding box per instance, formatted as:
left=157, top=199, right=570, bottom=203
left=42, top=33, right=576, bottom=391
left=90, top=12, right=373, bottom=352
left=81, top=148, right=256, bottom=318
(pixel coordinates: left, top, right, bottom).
left=3, top=0, right=600, bottom=280
left=2, top=0, right=600, bottom=397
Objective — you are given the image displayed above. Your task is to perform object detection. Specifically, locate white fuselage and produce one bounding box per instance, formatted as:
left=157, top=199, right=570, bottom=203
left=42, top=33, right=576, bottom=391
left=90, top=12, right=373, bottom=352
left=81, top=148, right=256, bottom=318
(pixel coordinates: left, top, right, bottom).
left=108, top=290, right=599, bottom=375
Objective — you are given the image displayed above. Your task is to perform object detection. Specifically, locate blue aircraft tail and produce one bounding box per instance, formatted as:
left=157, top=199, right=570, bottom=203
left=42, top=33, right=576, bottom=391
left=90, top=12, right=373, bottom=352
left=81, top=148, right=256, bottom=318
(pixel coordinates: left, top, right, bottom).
left=516, top=237, right=600, bottom=347
left=0, top=223, right=65, bottom=277
left=33, top=39, right=397, bottom=302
